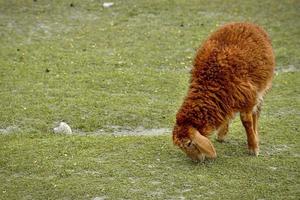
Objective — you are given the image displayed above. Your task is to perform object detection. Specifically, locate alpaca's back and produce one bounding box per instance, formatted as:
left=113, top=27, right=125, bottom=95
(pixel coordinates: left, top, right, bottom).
left=191, top=23, right=275, bottom=112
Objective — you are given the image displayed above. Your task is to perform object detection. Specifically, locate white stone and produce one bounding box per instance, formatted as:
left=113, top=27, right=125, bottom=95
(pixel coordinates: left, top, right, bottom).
left=53, top=122, right=72, bottom=134
left=103, top=2, right=114, bottom=8
left=93, top=197, right=106, bottom=200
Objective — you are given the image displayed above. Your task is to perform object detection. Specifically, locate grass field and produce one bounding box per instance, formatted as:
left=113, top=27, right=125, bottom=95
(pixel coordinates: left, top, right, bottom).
left=0, top=0, right=299, bottom=199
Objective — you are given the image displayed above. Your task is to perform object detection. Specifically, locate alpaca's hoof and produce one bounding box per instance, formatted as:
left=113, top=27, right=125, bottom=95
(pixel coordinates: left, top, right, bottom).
left=248, top=148, right=259, bottom=156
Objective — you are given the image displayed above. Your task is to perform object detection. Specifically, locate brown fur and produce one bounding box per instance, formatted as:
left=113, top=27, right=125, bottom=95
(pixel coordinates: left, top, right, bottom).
left=172, top=22, right=275, bottom=159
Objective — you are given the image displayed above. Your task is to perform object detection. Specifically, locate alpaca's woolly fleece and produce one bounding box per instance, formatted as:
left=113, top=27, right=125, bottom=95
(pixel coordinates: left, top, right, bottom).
left=173, top=22, right=275, bottom=145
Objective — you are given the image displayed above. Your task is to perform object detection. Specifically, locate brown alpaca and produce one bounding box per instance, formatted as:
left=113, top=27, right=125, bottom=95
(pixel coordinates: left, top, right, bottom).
left=172, top=22, right=275, bottom=161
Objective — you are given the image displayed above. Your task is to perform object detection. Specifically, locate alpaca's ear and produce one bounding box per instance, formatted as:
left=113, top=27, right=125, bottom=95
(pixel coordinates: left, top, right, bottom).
left=188, top=127, right=217, bottom=158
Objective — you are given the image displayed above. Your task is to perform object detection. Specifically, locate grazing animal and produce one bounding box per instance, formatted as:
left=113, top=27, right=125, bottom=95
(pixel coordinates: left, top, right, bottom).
left=172, top=22, right=275, bottom=161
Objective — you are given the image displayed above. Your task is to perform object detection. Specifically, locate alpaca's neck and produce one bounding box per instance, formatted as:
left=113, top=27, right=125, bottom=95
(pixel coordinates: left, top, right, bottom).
left=176, top=88, right=230, bottom=134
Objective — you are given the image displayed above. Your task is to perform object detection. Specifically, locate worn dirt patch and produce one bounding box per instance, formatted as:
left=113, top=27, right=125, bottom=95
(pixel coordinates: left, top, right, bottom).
left=275, top=65, right=299, bottom=74
left=72, top=125, right=171, bottom=136
left=263, top=144, right=291, bottom=156
left=0, top=126, right=20, bottom=134
left=112, top=126, right=170, bottom=136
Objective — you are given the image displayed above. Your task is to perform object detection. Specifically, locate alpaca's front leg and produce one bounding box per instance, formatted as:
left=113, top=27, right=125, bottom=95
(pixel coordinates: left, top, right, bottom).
left=240, top=112, right=259, bottom=156
left=216, top=120, right=229, bottom=142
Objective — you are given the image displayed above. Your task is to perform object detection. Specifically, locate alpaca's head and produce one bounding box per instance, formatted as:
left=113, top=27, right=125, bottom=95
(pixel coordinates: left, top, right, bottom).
left=173, top=126, right=216, bottom=161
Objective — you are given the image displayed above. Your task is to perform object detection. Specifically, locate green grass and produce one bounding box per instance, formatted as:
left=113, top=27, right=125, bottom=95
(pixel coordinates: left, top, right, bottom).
left=0, top=0, right=299, bottom=199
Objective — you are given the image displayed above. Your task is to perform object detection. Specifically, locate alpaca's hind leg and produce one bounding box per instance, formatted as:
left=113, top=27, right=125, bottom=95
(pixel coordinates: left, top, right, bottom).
left=240, top=111, right=259, bottom=156
left=251, top=99, right=263, bottom=154
left=252, top=99, right=262, bottom=135
left=216, top=120, right=229, bottom=142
